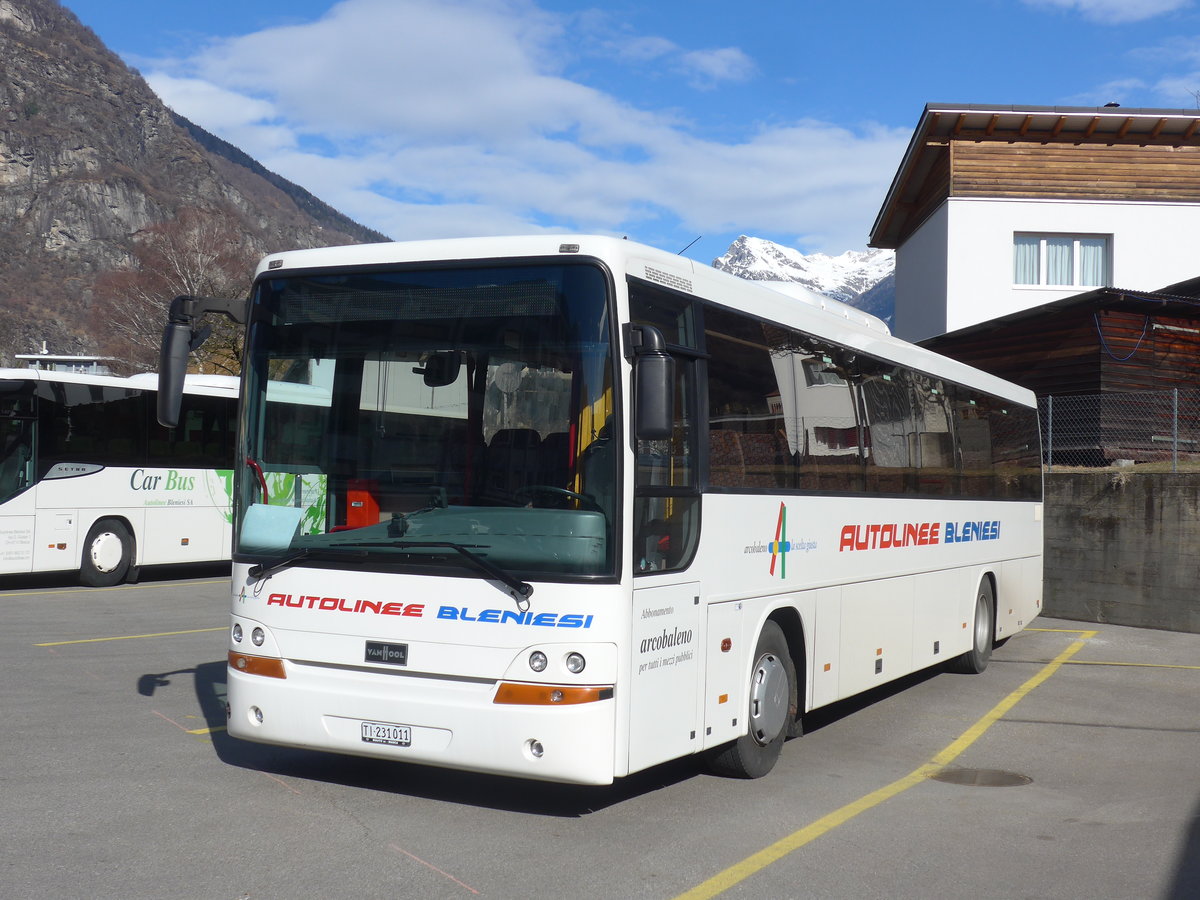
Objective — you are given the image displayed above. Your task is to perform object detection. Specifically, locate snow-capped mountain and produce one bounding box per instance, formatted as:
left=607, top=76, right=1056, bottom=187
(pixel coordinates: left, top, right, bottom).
left=712, top=235, right=895, bottom=325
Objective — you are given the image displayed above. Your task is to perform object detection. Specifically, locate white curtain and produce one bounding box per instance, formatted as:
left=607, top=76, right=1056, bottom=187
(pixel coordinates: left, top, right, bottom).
left=1013, top=236, right=1039, bottom=284
left=1046, top=237, right=1073, bottom=285
left=1080, top=238, right=1107, bottom=286
left=770, top=351, right=801, bottom=456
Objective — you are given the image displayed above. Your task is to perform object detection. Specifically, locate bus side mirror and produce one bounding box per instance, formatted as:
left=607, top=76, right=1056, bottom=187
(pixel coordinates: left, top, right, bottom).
left=156, top=294, right=247, bottom=428
left=628, top=325, right=675, bottom=441
left=158, top=320, right=192, bottom=428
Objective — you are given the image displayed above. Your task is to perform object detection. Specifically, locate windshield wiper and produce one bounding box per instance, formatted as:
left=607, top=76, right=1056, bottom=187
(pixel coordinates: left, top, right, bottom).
left=386, top=487, right=449, bottom=537
left=340, top=540, right=534, bottom=611
left=246, top=547, right=368, bottom=582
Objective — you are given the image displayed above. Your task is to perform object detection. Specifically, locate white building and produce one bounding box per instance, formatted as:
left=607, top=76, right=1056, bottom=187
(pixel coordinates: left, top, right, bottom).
left=16, top=345, right=116, bottom=375
left=870, top=104, right=1200, bottom=342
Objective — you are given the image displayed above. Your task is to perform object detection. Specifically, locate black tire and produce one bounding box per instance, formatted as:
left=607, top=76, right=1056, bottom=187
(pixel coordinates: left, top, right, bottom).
left=948, top=578, right=994, bottom=674
left=705, top=620, right=797, bottom=779
left=80, top=519, right=133, bottom=587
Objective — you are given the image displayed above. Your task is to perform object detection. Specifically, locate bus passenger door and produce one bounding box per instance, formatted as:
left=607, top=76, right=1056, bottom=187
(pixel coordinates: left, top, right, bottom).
left=628, top=581, right=701, bottom=773
left=0, top=485, right=36, bottom=575
left=0, top=411, right=36, bottom=574
left=626, top=289, right=705, bottom=772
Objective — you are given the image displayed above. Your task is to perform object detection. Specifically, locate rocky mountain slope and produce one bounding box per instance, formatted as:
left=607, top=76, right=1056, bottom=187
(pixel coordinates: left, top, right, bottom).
left=0, top=0, right=386, bottom=366
left=712, top=235, right=895, bottom=325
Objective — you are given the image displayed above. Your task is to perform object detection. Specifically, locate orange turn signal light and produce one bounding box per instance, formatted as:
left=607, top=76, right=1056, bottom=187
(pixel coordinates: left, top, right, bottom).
left=493, top=682, right=612, bottom=705
left=228, top=651, right=287, bottom=679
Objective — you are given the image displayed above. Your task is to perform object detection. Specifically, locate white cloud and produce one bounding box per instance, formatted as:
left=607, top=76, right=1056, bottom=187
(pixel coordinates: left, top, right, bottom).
left=1063, top=77, right=1148, bottom=107
left=677, top=47, right=757, bottom=89
left=150, top=74, right=277, bottom=132
left=609, top=34, right=678, bottom=64
left=1151, top=73, right=1200, bottom=106
left=148, top=73, right=296, bottom=154
left=139, top=0, right=904, bottom=253
left=1021, top=0, right=1191, bottom=24
left=1083, top=35, right=1200, bottom=107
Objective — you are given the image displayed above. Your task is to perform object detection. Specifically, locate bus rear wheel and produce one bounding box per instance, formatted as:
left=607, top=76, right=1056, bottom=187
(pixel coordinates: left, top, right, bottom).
left=948, top=578, right=994, bottom=674
left=704, top=620, right=796, bottom=779
left=80, top=519, right=133, bottom=587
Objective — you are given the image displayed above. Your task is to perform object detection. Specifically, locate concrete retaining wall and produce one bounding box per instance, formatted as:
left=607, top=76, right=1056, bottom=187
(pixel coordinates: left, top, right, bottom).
left=1044, top=473, right=1200, bottom=634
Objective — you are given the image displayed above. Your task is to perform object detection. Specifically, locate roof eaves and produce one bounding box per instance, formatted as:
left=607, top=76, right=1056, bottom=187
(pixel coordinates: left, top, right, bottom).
left=921, top=285, right=1200, bottom=345
left=869, top=104, right=938, bottom=248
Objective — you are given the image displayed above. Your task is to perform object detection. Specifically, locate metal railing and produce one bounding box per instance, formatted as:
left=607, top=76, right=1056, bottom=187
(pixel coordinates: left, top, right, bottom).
left=1040, top=388, right=1200, bottom=472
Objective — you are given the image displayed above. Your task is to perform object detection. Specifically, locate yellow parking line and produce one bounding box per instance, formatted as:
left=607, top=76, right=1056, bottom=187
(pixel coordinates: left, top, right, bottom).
left=1027, top=627, right=1092, bottom=633
left=674, top=632, right=1095, bottom=900
left=154, top=711, right=227, bottom=737
left=35, top=626, right=225, bottom=647
left=1063, top=659, right=1200, bottom=670
left=1028, top=629, right=1200, bottom=669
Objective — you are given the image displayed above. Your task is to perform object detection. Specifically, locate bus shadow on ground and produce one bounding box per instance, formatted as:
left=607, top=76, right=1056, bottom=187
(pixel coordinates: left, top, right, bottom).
left=139, top=659, right=704, bottom=817
left=800, top=666, right=945, bottom=736
left=2, top=561, right=229, bottom=591
left=1169, top=796, right=1200, bottom=899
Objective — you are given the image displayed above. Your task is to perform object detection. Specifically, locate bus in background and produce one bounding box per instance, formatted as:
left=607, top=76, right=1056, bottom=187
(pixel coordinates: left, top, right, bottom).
left=0, top=368, right=238, bottom=585
left=159, top=235, right=1042, bottom=785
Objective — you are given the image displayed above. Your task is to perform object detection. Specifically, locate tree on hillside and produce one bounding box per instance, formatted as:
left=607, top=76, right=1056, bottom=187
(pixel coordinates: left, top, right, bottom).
left=93, top=208, right=257, bottom=374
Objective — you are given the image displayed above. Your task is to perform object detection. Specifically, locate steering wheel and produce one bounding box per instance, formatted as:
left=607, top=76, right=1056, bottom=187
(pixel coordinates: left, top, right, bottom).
left=514, top=485, right=602, bottom=511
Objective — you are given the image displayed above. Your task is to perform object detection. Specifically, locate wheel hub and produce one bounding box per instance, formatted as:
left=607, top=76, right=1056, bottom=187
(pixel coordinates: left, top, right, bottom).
left=748, top=652, right=788, bottom=745
left=90, top=532, right=123, bottom=573
left=974, top=593, right=992, bottom=650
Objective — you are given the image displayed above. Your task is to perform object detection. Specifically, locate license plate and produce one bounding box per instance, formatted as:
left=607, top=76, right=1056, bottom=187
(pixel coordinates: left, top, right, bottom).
left=361, top=721, right=412, bottom=747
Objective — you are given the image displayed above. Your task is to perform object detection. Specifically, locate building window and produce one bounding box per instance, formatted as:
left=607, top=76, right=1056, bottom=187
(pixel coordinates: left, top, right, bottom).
left=1014, top=234, right=1109, bottom=287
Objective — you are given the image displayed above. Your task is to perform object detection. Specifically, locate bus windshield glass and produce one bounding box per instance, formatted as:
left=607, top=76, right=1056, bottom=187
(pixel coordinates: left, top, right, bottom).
left=238, top=262, right=618, bottom=580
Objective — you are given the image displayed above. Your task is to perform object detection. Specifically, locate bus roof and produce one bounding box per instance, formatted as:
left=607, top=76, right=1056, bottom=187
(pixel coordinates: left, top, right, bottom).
left=0, top=368, right=239, bottom=398
left=255, top=235, right=1035, bottom=408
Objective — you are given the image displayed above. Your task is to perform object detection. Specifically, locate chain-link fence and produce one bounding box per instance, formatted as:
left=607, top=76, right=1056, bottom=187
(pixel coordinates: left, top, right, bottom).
left=1040, top=388, right=1200, bottom=471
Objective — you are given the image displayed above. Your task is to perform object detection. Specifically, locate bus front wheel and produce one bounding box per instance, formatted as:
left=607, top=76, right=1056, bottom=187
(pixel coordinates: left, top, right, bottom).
left=948, top=578, right=994, bottom=674
left=704, top=620, right=796, bottom=779
left=80, top=519, right=133, bottom=587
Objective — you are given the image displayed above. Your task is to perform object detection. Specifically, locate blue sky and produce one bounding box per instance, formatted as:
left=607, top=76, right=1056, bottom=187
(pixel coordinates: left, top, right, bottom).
left=60, top=0, right=1200, bottom=264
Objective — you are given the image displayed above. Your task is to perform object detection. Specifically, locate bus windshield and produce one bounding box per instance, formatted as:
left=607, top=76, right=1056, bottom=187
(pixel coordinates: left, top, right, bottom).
left=238, top=261, right=618, bottom=580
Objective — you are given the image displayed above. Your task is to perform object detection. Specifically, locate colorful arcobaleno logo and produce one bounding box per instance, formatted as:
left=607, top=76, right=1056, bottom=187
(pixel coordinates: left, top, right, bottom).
left=770, top=502, right=789, bottom=578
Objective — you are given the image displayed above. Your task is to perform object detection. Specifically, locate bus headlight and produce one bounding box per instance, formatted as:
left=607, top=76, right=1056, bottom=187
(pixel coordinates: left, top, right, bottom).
left=232, top=623, right=243, bottom=643
left=251, top=627, right=266, bottom=647
left=565, top=652, right=586, bottom=674
left=528, top=651, right=548, bottom=672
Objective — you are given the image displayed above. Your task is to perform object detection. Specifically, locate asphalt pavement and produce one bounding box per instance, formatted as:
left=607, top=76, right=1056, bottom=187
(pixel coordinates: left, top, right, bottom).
left=1, top=566, right=1197, bottom=900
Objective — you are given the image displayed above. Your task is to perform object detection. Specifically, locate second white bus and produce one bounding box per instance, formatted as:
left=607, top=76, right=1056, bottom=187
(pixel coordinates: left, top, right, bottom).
left=159, top=235, right=1043, bottom=784
left=0, top=369, right=238, bottom=585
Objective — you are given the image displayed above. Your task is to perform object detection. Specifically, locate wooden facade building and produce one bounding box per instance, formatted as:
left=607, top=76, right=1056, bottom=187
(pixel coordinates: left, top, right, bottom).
left=921, top=280, right=1200, bottom=465
left=871, top=105, right=1200, bottom=251
left=870, top=104, right=1200, bottom=342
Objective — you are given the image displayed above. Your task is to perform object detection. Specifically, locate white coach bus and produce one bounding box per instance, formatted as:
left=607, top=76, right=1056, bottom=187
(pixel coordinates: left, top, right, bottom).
left=0, top=369, right=237, bottom=585
left=158, top=235, right=1043, bottom=784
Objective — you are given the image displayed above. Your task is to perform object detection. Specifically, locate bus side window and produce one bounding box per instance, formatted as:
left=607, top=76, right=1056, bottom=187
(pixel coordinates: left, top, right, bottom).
left=989, top=404, right=1042, bottom=500
left=634, top=358, right=699, bottom=574
left=704, top=310, right=799, bottom=491
left=911, top=375, right=958, bottom=495
left=951, top=387, right=994, bottom=497
left=795, top=356, right=862, bottom=493
left=860, top=365, right=917, bottom=495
